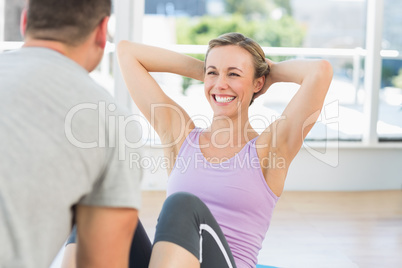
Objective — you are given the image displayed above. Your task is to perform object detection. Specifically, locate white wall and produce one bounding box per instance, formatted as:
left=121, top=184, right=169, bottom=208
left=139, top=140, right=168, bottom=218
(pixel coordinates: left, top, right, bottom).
left=286, top=146, right=402, bottom=191
left=0, top=0, right=4, bottom=42
left=139, top=145, right=402, bottom=191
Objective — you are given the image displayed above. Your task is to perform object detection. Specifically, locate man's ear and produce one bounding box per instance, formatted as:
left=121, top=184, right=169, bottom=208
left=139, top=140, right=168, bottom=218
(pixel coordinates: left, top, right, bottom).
left=254, top=76, right=265, bottom=93
left=20, top=8, right=28, bottom=37
left=95, top=16, right=109, bottom=49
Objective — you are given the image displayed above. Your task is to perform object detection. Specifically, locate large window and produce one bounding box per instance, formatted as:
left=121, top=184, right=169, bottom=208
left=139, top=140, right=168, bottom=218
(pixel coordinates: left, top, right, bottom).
left=135, top=0, right=402, bottom=143
left=378, top=0, right=402, bottom=141
left=1, top=0, right=401, bottom=144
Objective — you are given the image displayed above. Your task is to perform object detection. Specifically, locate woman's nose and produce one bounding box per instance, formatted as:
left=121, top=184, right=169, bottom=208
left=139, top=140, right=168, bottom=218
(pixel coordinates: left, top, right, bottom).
left=215, top=74, right=229, bottom=90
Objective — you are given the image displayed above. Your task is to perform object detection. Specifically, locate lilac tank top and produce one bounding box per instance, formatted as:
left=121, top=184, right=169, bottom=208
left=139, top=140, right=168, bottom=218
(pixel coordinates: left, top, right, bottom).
left=167, top=128, right=279, bottom=268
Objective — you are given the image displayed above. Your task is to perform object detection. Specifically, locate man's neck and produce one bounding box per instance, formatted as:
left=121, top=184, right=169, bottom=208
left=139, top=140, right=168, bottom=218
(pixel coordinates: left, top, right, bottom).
left=23, top=38, right=68, bottom=56
left=23, top=38, right=92, bottom=72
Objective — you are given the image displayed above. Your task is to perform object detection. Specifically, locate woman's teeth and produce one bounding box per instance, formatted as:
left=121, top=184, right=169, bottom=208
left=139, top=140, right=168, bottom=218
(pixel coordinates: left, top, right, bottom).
left=215, top=95, right=235, bottom=103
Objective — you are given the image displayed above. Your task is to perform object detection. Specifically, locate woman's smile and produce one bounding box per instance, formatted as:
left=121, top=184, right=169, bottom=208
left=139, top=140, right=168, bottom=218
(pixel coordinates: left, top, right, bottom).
left=213, top=94, right=237, bottom=105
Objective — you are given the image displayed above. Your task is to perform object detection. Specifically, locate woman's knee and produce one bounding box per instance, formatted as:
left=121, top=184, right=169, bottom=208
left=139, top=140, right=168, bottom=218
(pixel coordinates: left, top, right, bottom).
left=164, top=192, right=204, bottom=212
left=157, top=192, right=207, bottom=225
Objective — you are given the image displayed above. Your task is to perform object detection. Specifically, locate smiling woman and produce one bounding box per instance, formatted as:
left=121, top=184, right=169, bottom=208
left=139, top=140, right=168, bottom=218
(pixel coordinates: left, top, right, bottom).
left=204, top=46, right=261, bottom=119
left=204, top=45, right=263, bottom=114
left=204, top=33, right=270, bottom=107
left=110, top=32, right=333, bottom=268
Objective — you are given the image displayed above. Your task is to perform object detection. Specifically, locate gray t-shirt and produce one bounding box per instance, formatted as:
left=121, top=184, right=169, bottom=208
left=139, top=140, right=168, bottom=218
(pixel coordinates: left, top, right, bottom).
left=0, top=47, right=143, bottom=268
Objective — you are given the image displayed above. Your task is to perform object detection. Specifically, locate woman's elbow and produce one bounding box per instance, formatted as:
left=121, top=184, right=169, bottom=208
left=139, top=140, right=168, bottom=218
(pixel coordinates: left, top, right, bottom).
left=116, top=40, right=133, bottom=59
left=318, top=59, right=333, bottom=81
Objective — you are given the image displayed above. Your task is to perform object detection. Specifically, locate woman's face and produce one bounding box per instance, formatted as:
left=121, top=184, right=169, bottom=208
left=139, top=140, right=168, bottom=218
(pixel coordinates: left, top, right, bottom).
left=204, top=45, right=263, bottom=118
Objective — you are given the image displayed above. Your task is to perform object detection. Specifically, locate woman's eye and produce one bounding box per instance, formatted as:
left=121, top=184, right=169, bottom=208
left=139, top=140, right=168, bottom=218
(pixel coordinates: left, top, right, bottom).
left=207, top=71, right=217, bottom=75
left=229, top=73, right=240, bottom=77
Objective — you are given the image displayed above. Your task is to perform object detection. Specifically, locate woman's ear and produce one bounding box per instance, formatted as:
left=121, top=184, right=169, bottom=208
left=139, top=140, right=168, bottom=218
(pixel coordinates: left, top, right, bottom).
left=20, top=8, right=27, bottom=38
left=254, top=76, right=265, bottom=93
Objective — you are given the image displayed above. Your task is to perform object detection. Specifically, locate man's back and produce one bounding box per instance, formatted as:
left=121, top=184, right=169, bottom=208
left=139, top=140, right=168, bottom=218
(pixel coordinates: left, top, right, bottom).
left=0, top=47, right=142, bottom=267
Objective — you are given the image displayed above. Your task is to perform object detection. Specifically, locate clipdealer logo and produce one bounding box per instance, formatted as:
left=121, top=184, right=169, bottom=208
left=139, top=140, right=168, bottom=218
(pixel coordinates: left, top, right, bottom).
left=64, top=101, right=148, bottom=160
left=64, top=100, right=340, bottom=167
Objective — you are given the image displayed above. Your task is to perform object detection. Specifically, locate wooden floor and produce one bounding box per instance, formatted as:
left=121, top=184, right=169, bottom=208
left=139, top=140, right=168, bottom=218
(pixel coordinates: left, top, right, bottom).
left=140, top=190, right=402, bottom=268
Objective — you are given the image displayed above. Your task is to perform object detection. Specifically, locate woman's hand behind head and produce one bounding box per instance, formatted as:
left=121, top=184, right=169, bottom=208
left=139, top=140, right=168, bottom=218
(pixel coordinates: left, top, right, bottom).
left=254, top=58, right=275, bottom=99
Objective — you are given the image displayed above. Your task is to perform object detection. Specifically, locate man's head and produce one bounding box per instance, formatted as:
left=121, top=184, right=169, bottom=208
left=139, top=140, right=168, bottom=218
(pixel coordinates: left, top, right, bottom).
left=20, top=0, right=112, bottom=71
left=23, top=0, right=111, bottom=46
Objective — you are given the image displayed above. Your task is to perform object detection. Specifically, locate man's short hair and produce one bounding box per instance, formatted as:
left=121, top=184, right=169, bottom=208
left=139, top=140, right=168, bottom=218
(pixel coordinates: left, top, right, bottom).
left=25, top=0, right=112, bottom=45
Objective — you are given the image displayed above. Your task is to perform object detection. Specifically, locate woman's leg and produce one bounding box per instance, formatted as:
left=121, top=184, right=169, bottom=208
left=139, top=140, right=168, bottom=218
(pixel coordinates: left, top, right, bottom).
left=128, top=220, right=152, bottom=267
left=61, top=243, right=77, bottom=268
left=149, top=192, right=236, bottom=268
left=149, top=241, right=200, bottom=268
left=61, top=226, right=78, bottom=268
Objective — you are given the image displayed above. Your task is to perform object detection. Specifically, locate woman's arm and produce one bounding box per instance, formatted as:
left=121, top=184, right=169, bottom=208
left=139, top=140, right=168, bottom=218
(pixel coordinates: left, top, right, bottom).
left=258, top=59, right=332, bottom=196
left=263, top=59, right=333, bottom=158
left=117, top=41, right=204, bottom=143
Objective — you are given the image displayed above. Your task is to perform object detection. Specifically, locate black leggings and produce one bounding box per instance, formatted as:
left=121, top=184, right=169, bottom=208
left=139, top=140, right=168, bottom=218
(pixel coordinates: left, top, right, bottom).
left=67, top=192, right=236, bottom=268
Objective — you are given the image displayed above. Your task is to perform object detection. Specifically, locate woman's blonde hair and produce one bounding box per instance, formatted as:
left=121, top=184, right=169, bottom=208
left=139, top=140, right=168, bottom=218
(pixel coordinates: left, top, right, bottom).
left=205, top=33, right=270, bottom=105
